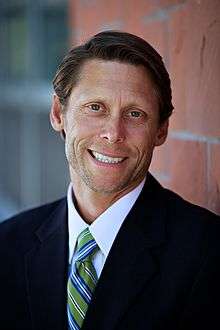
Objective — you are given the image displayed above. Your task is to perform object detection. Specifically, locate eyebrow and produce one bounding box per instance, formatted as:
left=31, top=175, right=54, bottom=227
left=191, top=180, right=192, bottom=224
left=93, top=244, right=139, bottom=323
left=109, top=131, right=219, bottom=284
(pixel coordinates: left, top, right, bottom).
left=79, top=94, right=155, bottom=108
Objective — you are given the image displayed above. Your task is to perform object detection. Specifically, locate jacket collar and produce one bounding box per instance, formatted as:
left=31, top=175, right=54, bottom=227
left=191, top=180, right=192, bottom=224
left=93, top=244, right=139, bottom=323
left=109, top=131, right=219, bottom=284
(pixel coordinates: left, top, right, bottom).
left=25, top=198, right=69, bottom=330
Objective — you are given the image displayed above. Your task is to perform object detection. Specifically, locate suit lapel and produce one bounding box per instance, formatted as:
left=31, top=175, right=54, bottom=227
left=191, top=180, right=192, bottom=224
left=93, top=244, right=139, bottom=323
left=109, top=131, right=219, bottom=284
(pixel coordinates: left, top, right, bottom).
left=82, top=173, right=167, bottom=330
left=25, top=199, right=69, bottom=330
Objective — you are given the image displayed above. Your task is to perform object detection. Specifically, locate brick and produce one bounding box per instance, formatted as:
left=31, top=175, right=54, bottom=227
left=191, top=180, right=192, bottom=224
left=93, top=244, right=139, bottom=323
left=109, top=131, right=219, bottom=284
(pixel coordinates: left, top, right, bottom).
left=70, top=0, right=175, bottom=58
left=169, top=0, right=220, bottom=137
left=185, top=0, right=220, bottom=137
left=167, top=138, right=208, bottom=208
left=208, top=143, right=220, bottom=215
left=123, top=1, right=170, bottom=58
left=125, top=0, right=186, bottom=22
left=168, top=4, right=188, bottom=131
left=159, top=0, right=186, bottom=8
left=70, top=0, right=125, bottom=44
left=124, top=0, right=164, bottom=20
left=122, top=19, right=167, bottom=61
left=150, top=136, right=171, bottom=181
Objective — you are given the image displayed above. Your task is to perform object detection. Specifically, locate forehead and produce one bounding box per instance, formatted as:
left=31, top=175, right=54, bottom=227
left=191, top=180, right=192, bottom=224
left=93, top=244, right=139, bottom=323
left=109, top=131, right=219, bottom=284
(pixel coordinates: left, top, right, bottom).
left=71, top=59, right=157, bottom=102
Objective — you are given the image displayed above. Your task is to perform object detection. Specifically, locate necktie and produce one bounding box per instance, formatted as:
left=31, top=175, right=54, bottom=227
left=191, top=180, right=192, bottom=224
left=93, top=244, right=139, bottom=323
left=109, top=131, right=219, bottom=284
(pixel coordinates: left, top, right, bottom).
left=67, top=228, right=99, bottom=330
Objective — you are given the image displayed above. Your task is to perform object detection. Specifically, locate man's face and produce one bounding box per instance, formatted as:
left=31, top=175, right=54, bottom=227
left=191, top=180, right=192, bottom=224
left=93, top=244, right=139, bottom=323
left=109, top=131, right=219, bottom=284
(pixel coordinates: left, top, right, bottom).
left=53, top=60, right=168, bottom=196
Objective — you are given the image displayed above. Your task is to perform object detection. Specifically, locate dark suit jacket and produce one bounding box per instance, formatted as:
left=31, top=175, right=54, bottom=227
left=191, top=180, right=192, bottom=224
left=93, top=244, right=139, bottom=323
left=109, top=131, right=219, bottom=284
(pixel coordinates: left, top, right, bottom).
left=0, top=173, right=220, bottom=330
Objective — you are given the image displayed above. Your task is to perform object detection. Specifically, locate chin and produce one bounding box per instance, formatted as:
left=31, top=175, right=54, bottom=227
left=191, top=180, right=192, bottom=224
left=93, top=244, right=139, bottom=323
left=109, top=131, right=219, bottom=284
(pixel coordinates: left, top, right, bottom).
left=84, top=177, right=132, bottom=195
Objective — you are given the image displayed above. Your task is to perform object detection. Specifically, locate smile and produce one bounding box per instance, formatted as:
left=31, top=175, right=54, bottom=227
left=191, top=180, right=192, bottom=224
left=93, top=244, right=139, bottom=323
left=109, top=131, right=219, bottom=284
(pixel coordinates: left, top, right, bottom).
left=90, top=150, right=125, bottom=164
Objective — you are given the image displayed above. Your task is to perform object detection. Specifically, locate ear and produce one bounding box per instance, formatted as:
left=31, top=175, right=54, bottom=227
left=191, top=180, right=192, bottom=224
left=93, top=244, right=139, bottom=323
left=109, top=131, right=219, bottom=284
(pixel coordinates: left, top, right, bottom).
left=155, top=119, right=169, bottom=147
left=50, top=94, right=64, bottom=132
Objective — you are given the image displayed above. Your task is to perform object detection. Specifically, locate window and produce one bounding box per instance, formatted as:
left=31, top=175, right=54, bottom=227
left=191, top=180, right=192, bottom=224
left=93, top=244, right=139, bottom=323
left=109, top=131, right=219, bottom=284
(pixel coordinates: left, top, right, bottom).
left=0, top=0, right=68, bottom=82
left=0, top=0, right=69, bottom=221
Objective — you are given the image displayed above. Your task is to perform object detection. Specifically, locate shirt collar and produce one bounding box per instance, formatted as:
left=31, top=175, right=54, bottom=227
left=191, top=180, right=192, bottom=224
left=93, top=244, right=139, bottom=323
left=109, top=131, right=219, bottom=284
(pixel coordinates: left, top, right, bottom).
left=67, top=178, right=146, bottom=263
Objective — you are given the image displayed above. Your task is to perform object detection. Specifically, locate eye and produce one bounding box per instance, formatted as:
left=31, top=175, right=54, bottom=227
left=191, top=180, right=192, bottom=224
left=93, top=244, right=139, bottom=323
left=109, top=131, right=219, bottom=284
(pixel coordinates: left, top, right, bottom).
left=130, top=110, right=142, bottom=118
left=125, top=108, right=148, bottom=125
left=89, top=103, right=101, bottom=111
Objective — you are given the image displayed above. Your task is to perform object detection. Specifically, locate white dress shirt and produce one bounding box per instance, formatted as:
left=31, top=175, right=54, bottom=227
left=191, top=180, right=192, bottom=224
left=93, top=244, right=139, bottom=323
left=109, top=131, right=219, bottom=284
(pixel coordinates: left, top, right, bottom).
left=67, top=178, right=146, bottom=278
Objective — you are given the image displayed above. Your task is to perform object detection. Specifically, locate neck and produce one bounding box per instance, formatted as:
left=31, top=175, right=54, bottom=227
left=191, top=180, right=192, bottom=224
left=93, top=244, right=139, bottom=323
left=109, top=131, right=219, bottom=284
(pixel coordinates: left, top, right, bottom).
left=74, top=189, right=115, bottom=224
left=70, top=172, right=142, bottom=224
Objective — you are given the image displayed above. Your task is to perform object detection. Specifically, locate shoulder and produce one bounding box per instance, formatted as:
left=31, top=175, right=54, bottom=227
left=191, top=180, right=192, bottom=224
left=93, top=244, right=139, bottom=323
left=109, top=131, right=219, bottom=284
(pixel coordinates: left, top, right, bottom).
left=146, top=172, right=219, bottom=222
left=161, top=187, right=220, bottom=256
left=0, top=198, right=67, bottom=250
left=145, top=173, right=220, bottom=246
left=163, top=187, right=219, bottom=224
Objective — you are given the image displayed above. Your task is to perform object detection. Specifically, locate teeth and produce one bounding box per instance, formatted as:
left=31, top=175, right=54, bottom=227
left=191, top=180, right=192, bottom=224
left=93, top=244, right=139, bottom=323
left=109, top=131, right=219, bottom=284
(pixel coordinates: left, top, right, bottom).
left=92, top=151, right=124, bottom=164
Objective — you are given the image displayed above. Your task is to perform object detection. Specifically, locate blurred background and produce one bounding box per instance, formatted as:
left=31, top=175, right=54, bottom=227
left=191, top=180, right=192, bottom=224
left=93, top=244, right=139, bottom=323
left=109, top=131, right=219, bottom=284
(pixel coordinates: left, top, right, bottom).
left=0, top=0, right=219, bottom=221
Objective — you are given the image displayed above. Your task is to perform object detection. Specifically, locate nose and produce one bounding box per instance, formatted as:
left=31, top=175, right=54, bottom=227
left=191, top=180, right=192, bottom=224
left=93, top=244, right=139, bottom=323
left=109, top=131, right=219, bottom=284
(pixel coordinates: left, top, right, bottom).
left=100, top=116, right=125, bottom=144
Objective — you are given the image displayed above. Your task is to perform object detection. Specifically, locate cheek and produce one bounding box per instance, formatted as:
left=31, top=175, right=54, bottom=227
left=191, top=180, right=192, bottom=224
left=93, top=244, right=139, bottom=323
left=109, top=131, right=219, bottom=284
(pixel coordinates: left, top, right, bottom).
left=66, top=115, right=101, bottom=138
left=64, top=119, right=97, bottom=158
left=129, top=127, right=157, bottom=160
left=129, top=126, right=155, bottom=147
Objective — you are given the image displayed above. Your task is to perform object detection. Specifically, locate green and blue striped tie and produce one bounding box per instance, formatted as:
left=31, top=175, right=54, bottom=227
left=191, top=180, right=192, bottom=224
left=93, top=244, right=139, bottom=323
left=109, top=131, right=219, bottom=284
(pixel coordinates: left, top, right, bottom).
left=67, top=228, right=99, bottom=329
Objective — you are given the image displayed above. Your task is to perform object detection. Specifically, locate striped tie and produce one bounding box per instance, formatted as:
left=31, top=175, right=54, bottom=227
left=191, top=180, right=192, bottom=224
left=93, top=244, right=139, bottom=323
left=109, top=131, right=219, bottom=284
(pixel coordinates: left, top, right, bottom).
left=67, top=228, right=99, bottom=330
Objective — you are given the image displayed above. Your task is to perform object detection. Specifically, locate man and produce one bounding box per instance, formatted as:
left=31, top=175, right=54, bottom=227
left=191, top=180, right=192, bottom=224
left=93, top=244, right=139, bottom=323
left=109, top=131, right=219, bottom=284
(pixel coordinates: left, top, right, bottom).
left=0, top=31, right=219, bottom=330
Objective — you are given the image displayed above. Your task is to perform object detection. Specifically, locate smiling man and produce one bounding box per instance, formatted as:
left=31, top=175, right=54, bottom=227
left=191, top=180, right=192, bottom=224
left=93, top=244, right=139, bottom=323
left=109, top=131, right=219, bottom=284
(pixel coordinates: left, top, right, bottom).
left=51, top=59, right=168, bottom=222
left=0, top=31, right=220, bottom=330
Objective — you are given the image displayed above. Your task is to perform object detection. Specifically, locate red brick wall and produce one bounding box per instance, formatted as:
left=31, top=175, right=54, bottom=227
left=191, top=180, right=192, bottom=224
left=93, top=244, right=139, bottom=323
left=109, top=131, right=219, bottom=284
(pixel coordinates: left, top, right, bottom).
left=69, top=0, right=220, bottom=214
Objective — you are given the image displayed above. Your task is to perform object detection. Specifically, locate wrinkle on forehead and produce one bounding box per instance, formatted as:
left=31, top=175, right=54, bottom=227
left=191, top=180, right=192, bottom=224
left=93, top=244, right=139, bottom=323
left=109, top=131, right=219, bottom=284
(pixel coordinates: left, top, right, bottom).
left=71, top=59, right=158, bottom=106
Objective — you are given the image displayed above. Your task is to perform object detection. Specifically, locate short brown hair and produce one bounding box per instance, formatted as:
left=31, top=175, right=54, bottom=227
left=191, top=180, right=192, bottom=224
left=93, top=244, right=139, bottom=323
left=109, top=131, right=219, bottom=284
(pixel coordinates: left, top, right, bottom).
left=53, top=30, right=174, bottom=123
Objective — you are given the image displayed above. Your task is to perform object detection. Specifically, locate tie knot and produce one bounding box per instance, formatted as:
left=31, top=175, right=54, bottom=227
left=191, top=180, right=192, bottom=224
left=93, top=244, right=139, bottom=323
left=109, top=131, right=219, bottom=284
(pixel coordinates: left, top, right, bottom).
left=75, top=228, right=98, bottom=262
